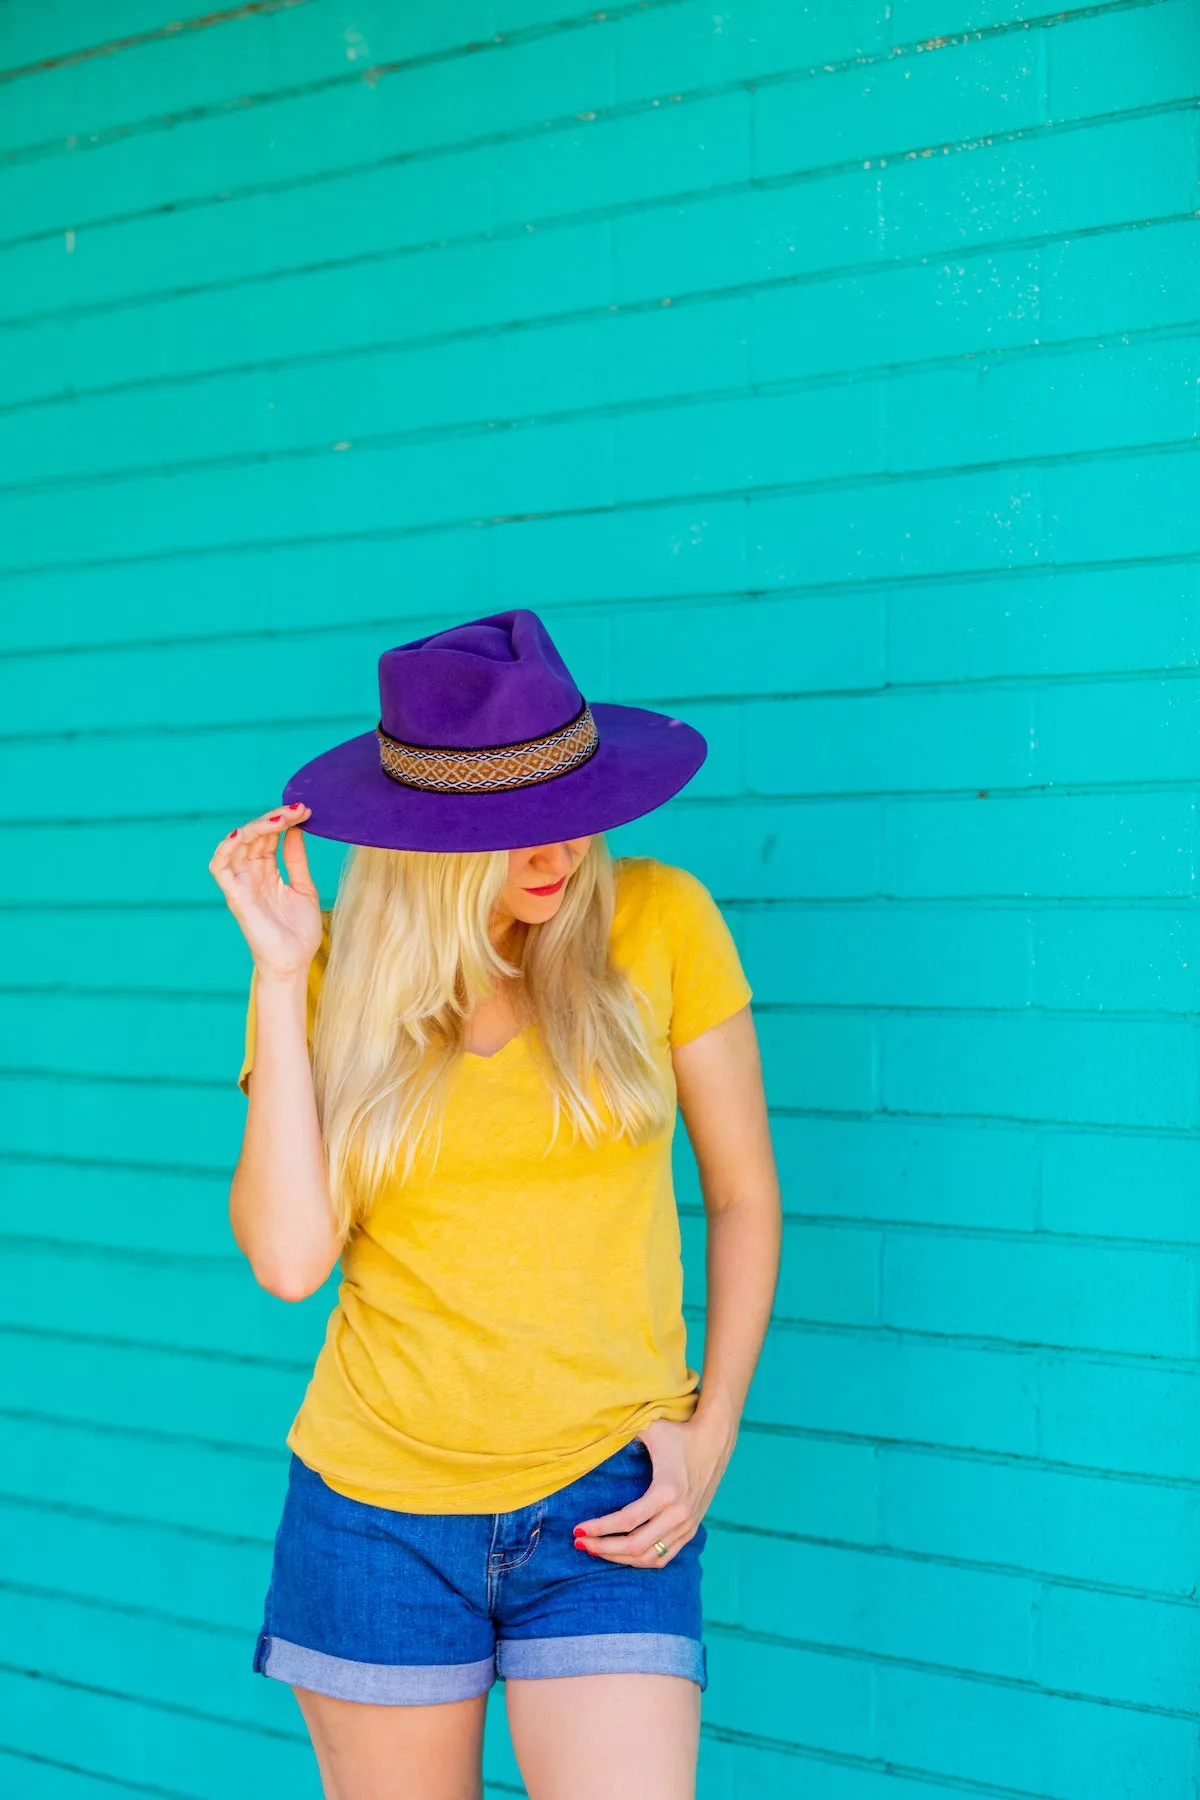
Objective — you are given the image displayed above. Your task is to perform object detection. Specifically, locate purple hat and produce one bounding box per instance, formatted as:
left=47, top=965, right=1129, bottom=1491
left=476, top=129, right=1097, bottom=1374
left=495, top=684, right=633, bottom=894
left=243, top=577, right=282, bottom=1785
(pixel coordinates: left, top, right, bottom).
left=281, top=609, right=706, bottom=852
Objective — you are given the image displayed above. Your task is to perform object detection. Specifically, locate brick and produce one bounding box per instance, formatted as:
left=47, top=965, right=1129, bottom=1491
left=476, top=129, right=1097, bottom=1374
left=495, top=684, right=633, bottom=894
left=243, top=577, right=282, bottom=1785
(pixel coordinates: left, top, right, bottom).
left=756, top=28, right=1045, bottom=181
left=1034, top=907, right=1200, bottom=1014
left=1042, top=1131, right=1200, bottom=1245
left=882, top=791, right=1197, bottom=899
left=711, top=1428, right=882, bottom=1544
left=755, top=1009, right=877, bottom=1112
left=882, top=1230, right=1200, bottom=1357
left=880, top=1012, right=1200, bottom=1130
left=886, top=561, right=1200, bottom=684
left=749, top=1327, right=1039, bottom=1457
left=1037, top=1583, right=1200, bottom=1715
left=706, top=1528, right=1034, bottom=1683
left=737, top=905, right=1034, bottom=1008
left=1037, top=675, right=1200, bottom=787
left=876, top=1659, right=1198, bottom=1800
left=882, top=1444, right=1200, bottom=1596
left=767, top=1114, right=1040, bottom=1231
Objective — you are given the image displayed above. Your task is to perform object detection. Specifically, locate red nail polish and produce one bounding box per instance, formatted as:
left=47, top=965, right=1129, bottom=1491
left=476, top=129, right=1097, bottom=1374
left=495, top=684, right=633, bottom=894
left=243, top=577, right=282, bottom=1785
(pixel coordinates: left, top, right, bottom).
left=269, top=814, right=281, bottom=822
left=288, top=802, right=303, bottom=809
left=228, top=829, right=238, bottom=838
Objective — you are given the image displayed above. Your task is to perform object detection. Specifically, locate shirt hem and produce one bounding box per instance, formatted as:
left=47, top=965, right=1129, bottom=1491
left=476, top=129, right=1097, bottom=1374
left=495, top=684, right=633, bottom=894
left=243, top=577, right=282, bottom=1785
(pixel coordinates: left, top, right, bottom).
left=286, top=1394, right=699, bottom=1515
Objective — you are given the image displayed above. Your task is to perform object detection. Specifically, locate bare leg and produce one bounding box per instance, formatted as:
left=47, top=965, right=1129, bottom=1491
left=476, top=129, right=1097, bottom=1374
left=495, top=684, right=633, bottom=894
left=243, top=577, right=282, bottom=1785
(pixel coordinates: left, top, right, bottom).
left=293, top=1686, right=488, bottom=1800
left=505, top=1673, right=701, bottom=1800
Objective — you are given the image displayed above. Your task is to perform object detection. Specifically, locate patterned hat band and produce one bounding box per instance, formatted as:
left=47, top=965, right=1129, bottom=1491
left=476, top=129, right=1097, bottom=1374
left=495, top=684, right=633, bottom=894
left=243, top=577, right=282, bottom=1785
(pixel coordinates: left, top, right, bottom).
left=377, top=702, right=600, bottom=795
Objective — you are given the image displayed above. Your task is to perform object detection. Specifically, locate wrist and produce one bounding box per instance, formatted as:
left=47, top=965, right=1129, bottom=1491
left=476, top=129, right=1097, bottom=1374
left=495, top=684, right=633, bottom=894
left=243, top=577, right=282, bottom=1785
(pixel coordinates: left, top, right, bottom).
left=690, top=1389, right=740, bottom=1449
left=253, top=963, right=312, bottom=989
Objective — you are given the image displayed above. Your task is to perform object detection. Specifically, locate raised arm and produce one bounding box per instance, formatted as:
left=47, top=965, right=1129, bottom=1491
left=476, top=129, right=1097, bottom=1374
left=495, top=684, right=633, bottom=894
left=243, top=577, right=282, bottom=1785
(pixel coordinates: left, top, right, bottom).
left=208, top=804, right=342, bottom=1301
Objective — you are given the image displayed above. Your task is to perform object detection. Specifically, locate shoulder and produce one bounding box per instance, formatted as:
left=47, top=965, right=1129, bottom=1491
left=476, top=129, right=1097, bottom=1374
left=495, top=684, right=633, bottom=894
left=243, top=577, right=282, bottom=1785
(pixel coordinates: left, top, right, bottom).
left=613, top=856, right=720, bottom=934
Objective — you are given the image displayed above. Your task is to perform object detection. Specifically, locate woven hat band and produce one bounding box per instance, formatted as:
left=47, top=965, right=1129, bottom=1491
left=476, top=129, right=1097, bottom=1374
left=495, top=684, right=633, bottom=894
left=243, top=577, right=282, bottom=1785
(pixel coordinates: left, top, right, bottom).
left=377, top=702, right=600, bottom=795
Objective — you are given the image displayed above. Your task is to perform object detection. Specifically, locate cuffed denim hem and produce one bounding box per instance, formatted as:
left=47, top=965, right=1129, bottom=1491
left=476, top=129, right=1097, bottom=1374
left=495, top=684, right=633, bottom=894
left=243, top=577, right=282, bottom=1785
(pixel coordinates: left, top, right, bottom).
left=497, top=1631, right=707, bottom=1689
left=255, top=1632, right=495, bottom=1705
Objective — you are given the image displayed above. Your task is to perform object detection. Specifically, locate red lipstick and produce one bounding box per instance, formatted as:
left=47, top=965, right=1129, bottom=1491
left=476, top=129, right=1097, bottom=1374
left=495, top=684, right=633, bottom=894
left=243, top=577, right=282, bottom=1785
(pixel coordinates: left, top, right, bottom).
left=525, top=875, right=567, bottom=897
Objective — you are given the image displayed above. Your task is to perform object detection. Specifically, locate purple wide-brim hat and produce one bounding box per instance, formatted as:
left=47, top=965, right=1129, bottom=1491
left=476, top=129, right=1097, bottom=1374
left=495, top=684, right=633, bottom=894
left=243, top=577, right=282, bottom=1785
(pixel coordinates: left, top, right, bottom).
left=281, top=609, right=706, bottom=853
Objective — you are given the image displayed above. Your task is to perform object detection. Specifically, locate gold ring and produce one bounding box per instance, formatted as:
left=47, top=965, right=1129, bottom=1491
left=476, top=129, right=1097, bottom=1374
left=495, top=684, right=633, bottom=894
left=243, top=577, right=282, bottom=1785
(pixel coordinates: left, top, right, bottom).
left=653, top=1539, right=669, bottom=1558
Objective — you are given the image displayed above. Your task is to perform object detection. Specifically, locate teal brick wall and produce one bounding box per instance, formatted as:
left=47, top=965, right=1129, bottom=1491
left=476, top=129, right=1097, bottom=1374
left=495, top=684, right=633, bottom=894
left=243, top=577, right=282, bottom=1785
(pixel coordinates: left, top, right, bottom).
left=2, top=1, right=1198, bottom=1794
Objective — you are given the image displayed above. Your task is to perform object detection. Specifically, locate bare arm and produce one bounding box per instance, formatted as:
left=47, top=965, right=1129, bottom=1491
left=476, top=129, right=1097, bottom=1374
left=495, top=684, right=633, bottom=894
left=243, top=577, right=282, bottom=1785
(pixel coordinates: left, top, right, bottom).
left=209, top=804, right=342, bottom=1301
left=677, top=1003, right=782, bottom=1448
left=574, top=1003, right=781, bottom=1563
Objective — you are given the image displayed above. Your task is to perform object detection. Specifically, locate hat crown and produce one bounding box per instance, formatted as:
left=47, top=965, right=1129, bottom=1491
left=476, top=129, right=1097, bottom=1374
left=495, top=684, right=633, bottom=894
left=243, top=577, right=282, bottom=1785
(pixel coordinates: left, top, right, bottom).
left=378, top=610, right=584, bottom=750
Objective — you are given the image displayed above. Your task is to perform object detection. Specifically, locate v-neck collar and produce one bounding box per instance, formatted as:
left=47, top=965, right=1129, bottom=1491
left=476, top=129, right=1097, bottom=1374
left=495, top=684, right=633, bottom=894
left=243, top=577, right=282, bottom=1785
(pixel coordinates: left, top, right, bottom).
left=461, top=1029, right=527, bottom=1064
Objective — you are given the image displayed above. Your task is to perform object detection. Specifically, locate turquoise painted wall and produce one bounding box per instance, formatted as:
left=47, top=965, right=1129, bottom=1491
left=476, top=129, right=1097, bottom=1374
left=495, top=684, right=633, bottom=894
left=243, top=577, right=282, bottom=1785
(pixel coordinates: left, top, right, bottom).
left=2, top=0, right=1199, bottom=1793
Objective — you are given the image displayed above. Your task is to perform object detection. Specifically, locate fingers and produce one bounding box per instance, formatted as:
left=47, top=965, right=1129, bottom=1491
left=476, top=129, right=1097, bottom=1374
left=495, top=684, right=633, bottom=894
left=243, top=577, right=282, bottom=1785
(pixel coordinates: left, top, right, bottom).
left=576, top=1501, right=694, bottom=1567
left=573, top=1491, right=658, bottom=1540
left=280, top=812, right=318, bottom=899
left=208, top=803, right=309, bottom=885
left=574, top=1477, right=696, bottom=1568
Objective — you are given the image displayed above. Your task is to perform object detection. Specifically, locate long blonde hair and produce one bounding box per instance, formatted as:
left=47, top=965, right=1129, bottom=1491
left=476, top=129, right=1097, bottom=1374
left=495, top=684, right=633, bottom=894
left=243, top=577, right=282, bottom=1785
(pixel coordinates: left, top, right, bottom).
left=311, top=836, right=671, bottom=1235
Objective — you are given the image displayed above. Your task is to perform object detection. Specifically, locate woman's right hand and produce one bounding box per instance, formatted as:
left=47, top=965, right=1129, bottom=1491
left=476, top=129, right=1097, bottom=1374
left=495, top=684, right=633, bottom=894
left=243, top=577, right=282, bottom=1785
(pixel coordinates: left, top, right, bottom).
left=208, top=803, right=323, bottom=979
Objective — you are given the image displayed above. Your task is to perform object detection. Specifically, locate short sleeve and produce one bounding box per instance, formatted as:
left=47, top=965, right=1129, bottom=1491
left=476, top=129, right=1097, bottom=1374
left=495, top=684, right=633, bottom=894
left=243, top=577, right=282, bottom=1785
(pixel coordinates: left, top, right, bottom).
left=653, top=861, right=753, bottom=1049
left=237, top=912, right=332, bottom=1096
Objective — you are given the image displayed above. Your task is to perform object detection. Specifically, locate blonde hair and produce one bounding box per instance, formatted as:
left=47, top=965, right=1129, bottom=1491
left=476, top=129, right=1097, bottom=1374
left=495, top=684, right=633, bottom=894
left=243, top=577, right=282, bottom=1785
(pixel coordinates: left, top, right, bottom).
left=310, top=836, right=671, bottom=1236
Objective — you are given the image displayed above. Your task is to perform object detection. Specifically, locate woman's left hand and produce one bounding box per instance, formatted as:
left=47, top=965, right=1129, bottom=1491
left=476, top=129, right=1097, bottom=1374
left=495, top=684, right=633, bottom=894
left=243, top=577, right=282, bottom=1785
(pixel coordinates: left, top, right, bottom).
left=572, top=1414, right=735, bottom=1569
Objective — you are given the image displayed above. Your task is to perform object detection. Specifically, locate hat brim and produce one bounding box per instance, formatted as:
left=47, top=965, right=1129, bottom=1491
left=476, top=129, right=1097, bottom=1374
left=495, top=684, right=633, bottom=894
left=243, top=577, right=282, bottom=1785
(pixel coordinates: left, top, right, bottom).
left=280, top=703, right=707, bottom=853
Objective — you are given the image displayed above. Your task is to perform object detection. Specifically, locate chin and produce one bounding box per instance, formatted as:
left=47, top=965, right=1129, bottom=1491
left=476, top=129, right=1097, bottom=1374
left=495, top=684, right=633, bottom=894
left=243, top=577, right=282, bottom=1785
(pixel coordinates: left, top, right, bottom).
left=512, top=895, right=567, bottom=925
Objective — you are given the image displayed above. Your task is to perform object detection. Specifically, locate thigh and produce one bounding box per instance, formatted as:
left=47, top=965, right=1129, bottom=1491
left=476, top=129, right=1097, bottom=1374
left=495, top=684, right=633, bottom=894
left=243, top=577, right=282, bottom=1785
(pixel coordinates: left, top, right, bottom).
left=295, top=1685, right=487, bottom=1800
left=506, top=1672, right=700, bottom=1800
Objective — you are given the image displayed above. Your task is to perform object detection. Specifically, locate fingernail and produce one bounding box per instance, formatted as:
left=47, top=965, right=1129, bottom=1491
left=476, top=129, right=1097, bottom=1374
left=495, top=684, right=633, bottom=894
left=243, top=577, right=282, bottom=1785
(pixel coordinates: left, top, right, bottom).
left=269, top=814, right=281, bottom=822
left=288, top=802, right=303, bottom=809
left=228, top=829, right=238, bottom=838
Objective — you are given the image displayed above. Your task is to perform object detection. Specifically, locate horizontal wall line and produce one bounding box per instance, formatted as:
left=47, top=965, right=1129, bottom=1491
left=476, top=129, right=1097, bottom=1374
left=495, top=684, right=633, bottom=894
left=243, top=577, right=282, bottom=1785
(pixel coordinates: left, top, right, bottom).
left=0, top=1483, right=1192, bottom=1618
left=6, top=771, right=1200, bottom=826
left=4, top=92, right=1192, bottom=334
left=0, top=0, right=688, bottom=150
left=0, top=1575, right=246, bottom=1642
left=698, top=1722, right=1061, bottom=1800
left=679, top=1204, right=1200, bottom=1257
left=0, top=1742, right=201, bottom=1800
left=7, top=314, right=1200, bottom=500
left=0, top=0, right=1158, bottom=239
left=0, top=1320, right=310, bottom=1377
left=8, top=1211, right=1196, bottom=1272
left=9, top=990, right=1200, bottom=1029
left=0, top=1147, right=229, bottom=1179
left=0, top=1659, right=305, bottom=1745
left=2, top=431, right=1197, bottom=586
left=0, top=1231, right=242, bottom=1273
left=697, top=1309, right=1200, bottom=1375
left=13, top=649, right=1200, bottom=728
left=739, top=1418, right=1200, bottom=1493
left=705, top=1516, right=1200, bottom=1609
left=707, top=1618, right=1200, bottom=1723
left=769, top=1107, right=1200, bottom=1141
left=0, top=1404, right=286, bottom=1462
left=8, top=1399, right=1193, bottom=1493
left=0, top=1485, right=273, bottom=1550
left=1, top=542, right=1198, bottom=662
left=4, top=204, right=1191, bottom=419
left=0, top=890, right=1196, bottom=915
left=0, top=0, right=311, bottom=88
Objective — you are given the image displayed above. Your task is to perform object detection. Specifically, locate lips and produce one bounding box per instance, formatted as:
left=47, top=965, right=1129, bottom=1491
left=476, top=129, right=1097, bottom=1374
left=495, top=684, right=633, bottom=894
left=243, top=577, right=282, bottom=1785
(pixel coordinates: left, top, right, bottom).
left=525, top=875, right=567, bottom=896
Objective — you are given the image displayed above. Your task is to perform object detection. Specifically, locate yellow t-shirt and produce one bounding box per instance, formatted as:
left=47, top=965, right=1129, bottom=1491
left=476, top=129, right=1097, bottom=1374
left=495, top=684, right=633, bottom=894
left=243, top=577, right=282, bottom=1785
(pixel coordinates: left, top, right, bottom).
left=237, top=856, right=752, bottom=1513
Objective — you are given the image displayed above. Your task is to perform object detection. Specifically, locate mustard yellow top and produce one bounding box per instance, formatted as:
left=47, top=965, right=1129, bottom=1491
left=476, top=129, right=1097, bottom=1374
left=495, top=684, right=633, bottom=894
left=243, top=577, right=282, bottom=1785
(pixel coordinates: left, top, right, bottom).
left=237, top=856, right=752, bottom=1513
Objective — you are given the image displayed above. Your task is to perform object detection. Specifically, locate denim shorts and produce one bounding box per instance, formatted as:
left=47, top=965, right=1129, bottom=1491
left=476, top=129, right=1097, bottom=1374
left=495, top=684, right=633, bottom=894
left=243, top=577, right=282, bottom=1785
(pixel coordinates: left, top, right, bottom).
left=253, top=1439, right=706, bottom=1704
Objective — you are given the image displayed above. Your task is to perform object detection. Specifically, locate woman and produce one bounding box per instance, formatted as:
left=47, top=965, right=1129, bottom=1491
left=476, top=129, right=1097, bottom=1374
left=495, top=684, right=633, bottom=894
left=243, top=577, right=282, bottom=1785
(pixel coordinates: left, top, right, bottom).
left=209, top=610, right=781, bottom=1800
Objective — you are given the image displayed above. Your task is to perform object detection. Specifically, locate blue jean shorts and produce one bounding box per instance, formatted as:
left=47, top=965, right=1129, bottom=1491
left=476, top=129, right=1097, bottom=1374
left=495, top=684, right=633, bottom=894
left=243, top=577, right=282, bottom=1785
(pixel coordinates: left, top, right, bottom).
left=253, top=1439, right=707, bottom=1704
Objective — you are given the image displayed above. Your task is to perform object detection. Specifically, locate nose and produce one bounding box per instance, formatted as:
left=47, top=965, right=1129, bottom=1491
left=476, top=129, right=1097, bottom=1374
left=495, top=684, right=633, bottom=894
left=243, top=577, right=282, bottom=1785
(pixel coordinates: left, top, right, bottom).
left=530, top=842, right=575, bottom=879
